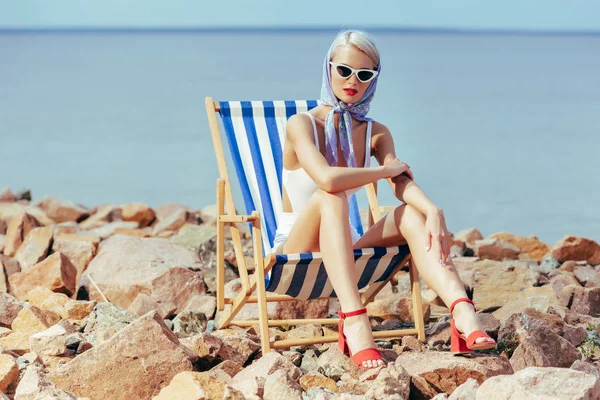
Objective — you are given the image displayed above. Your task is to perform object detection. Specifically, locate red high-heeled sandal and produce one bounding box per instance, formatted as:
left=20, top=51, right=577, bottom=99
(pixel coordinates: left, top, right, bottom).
left=337, top=308, right=384, bottom=368
left=449, top=298, right=496, bottom=354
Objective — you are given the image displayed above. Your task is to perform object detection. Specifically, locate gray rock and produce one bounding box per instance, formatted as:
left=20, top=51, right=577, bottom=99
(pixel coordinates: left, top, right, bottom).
left=540, top=256, right=561, bottom=273
left=172, top=311, right=207, bottom=338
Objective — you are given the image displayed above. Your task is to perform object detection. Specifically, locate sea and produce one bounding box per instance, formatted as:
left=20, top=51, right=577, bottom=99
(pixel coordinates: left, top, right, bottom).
left=1, top=29, right=599, bottom=245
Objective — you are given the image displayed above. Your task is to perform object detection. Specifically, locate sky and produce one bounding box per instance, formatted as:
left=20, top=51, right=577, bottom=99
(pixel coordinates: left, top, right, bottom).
left=1, top=0, right=600, bottom=32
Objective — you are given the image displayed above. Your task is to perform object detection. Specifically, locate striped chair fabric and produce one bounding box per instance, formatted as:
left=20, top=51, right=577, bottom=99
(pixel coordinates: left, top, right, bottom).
left=219, top=100, right=410, bottom=299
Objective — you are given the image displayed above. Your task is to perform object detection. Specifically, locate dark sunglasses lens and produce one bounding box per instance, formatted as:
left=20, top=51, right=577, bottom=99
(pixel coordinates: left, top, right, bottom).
left=357, top=71, right=374, bottom=82
left=336, top=65, right=352, bottom=78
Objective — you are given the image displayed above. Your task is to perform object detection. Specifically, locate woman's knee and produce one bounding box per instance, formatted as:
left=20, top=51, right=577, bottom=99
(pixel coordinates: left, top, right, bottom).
left=314, top=189, right=349, bottom=209
left=399, top=204, right=426, bottom=233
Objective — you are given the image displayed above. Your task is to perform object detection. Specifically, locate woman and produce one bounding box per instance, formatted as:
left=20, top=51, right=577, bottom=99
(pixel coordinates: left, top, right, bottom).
left=273, top=30, right=495, bottom=369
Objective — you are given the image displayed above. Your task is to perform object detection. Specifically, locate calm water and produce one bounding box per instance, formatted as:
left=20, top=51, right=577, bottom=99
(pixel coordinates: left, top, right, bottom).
left=1, top=30, right=599, bottom=244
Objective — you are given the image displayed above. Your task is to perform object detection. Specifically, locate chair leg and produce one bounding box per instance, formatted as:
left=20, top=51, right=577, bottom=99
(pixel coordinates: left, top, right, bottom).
left=409, top=259, right=426, bottom=342
left=252, top=219, right=271, bottom=354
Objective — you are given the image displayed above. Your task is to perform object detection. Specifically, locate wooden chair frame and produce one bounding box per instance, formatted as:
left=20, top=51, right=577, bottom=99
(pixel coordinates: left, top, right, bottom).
left=205, top=97, right=426, bottom=354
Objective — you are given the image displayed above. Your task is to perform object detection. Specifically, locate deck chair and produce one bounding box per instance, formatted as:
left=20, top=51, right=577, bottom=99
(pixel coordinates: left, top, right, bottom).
left=205, top=98, right=426, bottom=354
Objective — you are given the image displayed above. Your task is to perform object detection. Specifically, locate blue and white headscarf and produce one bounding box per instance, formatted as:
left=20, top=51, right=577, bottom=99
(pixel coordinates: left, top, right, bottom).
left=320, top=41, right=381, bottom=168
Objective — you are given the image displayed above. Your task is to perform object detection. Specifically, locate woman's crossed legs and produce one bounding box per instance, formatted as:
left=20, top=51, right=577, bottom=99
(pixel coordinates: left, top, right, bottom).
left=278, top=189, right=487, bottom=368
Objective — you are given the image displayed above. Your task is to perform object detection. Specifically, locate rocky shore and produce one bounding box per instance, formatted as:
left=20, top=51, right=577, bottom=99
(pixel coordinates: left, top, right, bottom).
left=1, top=187, right=600, bottom=399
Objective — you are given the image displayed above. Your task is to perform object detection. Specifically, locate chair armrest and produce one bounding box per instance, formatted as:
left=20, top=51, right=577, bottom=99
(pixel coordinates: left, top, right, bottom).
left=218, top=214, right=260, bottom=223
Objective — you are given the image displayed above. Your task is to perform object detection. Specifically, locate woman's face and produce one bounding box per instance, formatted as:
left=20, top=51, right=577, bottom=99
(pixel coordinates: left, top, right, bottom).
left=329, top=45, right=376, bottom=104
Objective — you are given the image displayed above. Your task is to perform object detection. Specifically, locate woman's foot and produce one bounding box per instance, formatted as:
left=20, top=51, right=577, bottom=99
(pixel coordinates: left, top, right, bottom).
left=339, top=310, right=385, bottom=368
left=450, top=299, right=496, bottom=352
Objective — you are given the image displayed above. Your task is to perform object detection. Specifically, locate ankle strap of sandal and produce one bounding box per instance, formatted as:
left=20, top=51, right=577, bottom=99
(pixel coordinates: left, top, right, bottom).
left=338, top=308, right=367, bottom=319
left=449, top=298, right=475, bottom=314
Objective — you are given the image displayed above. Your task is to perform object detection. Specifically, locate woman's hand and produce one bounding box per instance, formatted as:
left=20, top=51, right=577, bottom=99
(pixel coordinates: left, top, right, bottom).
left=383, top=158, right=414, bottom=180
left=424, top=208, right=452, bottom=268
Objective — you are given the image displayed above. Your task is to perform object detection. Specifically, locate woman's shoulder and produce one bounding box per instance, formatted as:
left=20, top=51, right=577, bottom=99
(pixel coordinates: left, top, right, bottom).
left=370, top=120, right=391, bottom=136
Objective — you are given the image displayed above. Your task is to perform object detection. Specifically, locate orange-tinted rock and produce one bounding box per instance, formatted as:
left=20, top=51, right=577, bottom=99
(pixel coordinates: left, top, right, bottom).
left=11, top=305, right=60, bottom=335
left=299, top=372, right=338, bottom=393
left=8, top=252, right=77, bottom=301
left=150, top=267, right=206, bottom=314
left=488, top=232, right=551, bottom=262
left=48, top=311, right=196, bottom=400
left=153, top=205, right=196, bottom=236
left=36, top=197, right=89, bottom=223
left=79, top=204, right=120, bottom=229
left=552, top=235, right=600, bottom=265
left=492, top=286, right=565, bottom=323
left=0, top=353, right=18, bottom=393
left=0, top=293, right=23, bottom=327
left=79, top=235, right=203, bottom=309
left=475, top=238, right=520, bottom=261
left=3, top=213, right=40, bottom=257
left=120, top=203, right=155, bottom=228
left=127, top=293, right=175, bottom=319
left=153, top=371, right=245, bottom=400
left=0, top=332, right=30, bottom=355
left=395, top=352, right=513, bottom=399
left=14, top=226, right=53, bottom=269
left=366, top=294, right=430, bottom=324
left=0, top=189, right=17, bottom=202
left=455, top=260, right=539, bottom=312
left=454, top=228, right=483, bottom=244
left=52, top=234, right=98, bottom=287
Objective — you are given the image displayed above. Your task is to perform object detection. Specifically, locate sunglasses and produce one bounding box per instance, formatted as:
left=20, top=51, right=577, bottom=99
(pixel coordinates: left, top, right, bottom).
left=329, top=62, right=379, bottom=83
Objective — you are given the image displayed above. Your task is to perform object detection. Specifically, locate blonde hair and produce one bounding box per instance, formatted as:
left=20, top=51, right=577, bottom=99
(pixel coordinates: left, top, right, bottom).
left=330, top=30, right=380, bottom=68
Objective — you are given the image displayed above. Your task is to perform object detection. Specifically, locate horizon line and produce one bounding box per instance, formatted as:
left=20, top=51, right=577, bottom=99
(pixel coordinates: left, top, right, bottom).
left=1, top=25, right=600, bottom=36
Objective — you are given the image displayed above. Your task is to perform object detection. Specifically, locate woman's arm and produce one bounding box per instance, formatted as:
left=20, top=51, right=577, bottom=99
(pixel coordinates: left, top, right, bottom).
left=287, top=115, right=409, bottom=193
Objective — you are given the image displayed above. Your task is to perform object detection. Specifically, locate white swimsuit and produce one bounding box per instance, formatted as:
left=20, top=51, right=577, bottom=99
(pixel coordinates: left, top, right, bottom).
left=273, top=112, right=373, bottom=250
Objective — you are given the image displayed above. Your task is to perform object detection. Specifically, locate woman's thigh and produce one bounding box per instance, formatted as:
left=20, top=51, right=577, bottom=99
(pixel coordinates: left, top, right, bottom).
left=277, top=194, right=323, bottom=254
left=353, top=204, right=409, bottom=249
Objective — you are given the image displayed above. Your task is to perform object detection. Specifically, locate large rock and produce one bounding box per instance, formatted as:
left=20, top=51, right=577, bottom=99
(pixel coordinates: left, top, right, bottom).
left=120, top=203, right=155, bottom=228
left=152, top=371, right=244, bottom=400
left=52, top=235, right=98, bottom=287
left=488, top=232, right=551, bottom=262
left=454, top=228, right=483, bottom=245
left=79, top=235, right=203, bottom=309
left=3, top=213, right=40, bottom=257
left=14, top=363, right=81, bottom=400
left=230, top=351, right=301, bottom=398
left=152, top=204, right=196, bottom=236
left=498, top=311, right=581, bottom=371
left=492, top=286, right=565, bottom=323
left=0, top=292, right=23, bottom=327
left=476, top=367, right=600, bottom=399
left=150, top=267, right=206, bottom=314
left=552, top=235, right=600, bottom=265
left=395, top=352, right=513, bottom=399
left=9, top=252, right=77, bottom=301
left=366, top=294, right=430, bottom=324
left=78, top=204, right=120, bottom=230
left=0, top=353, right=18, bottom=393
left=454, top=260, right=539, bottom=312
left=567, top=286, right=600, bottom=317
left=474, top=239, right=520, bottom=261
left=363, top=362, right=411, bottom=400
left=49, top=311, right=196, bottom=400
left=14, top=226, right=53, bottom=269
left=36, top=197, right=89, bottom=224
left=0, top=188, right=17, bottom=202
left=11, top=305, right=61, bottom=335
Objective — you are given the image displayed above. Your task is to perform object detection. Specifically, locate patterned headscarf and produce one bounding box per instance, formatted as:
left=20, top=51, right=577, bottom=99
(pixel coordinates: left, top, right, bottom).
left=320, top=40, right=381, bottom=168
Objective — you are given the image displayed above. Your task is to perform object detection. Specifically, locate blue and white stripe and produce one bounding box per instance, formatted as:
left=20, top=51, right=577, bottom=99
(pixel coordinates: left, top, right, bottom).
left=218, top=100, right=411, bottom=295
left=266, top=246, right=411, bottom=300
